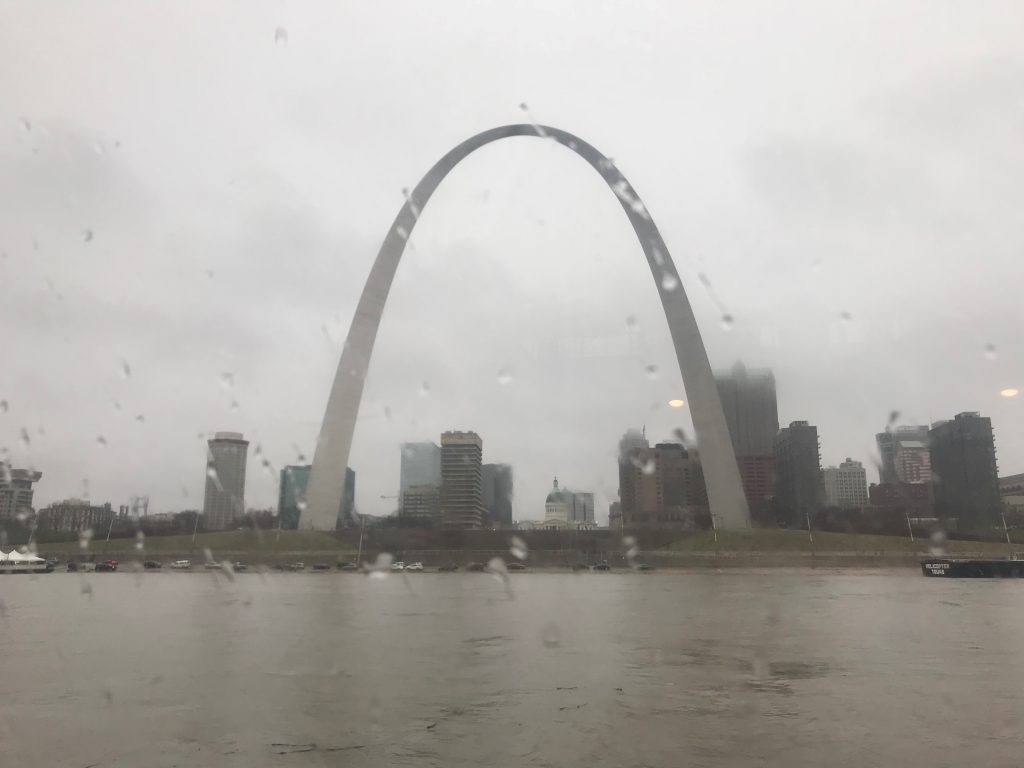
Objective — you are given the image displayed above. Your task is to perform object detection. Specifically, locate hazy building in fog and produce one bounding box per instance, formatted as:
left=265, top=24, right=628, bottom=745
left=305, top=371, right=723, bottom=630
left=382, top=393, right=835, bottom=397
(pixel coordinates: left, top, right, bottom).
left=570, top=491, right=595, bottom=525
left=0, top=467, right=42, bottom=522
left=773, top=421, right=822, bottom=527
left=715, top=363, right=779, bottom=521
left=278, top=465, right=311, bottom=530
left=400, top=484, right=441, bottom=526
left=400, top=442, right=441, bottom=491
left=38, top=499, right=114, bottom=533
left=481, top=463, right=514, bottom=528
left=544, top=477, right=573, bottom=527
left=440, top=431, right=485, bottom=529
left=203, top=432, right=249, bottom=530
left=617, top=429, right=708, bottom=528
left=823, top=458, right=869, bottom=508
left=876, top=426, right=931, bottom=484
left=929, top=412, right=1000, bottom=532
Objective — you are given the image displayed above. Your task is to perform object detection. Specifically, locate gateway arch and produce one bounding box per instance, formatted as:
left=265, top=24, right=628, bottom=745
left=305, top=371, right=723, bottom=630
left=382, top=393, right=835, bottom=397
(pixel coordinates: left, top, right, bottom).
left=304, top=124, right=751, bottom=531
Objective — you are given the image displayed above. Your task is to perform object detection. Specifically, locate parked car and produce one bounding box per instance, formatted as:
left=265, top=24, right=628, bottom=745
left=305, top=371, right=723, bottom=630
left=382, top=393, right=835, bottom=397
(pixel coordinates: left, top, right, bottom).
left=466, top=562, right=486, bottom=572
left=311, top=563, right=331, bottom=571
left=143, top=560, right=162, bottom=569
left=390, top=561, right=406, bottom=571
left=438, top=562, right=459, bottom=572
left=287, top=562, right=306, bottom=571
left=95, top=560, right=118, bottom=572
left=635, top=563, right=655, bottom=571
left=507, top=562, right=527, bottom=571
left=592, top=561, right=611, bottom=571
left=231, top=562, right=248, bottom=571
left=337, top=561, right=359, bottom=571
left=405, top=562, right=424, bottom=572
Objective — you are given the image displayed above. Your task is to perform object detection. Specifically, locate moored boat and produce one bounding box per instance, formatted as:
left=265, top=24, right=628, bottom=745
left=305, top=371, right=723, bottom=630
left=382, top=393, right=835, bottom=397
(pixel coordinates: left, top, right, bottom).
left=921, top=558, right=1024, bottom=578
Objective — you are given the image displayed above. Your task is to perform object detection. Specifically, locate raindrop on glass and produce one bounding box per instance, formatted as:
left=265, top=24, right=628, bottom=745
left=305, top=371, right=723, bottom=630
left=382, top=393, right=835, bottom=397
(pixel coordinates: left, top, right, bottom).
left=888, top=410, right=901, bottom=426
left=509, top=536, right=528, bottom=560
left=0, top=400, right=7, bottom=414
left=840, top=311, right=852, bottom=323
left=79, top=528, right=94, bottom=551
left=418, top=381, right=430, bottom=397
left=721, top=313, right=734, bottom=331
left=541, top=623, right=561, bottom=648
left=229, top=399, right=240, bottom=412
left=134, top=530, right=145, bottom=551
left=135, top=414, right=145, bottom=423
left=497, top=368, right=514, bottom=385
left=19, top=117, right=31, bottom=132
left=661, top=272, right=679, bottom=292
left=219, top=372, right=234, bottom=390
left=81, top=229, right=94, bottom=243
left=396, top=226, right=409, bottom=240
left=625, top=315, right=638, bottom=330
left=274, top=26, right=288, bottom=45
left=365, top=552, right=394, bottom=579
left=929, top=530, right=946, bottom=557
left=119, top=360, right=131, bottom=379
left=984, top=344, right=996, bottom=360
left=18, top=428, right=30, bottom=449
left=644, top=364, right=658, bottom=380
left=80, top=581, right=93, bottom=597
left=96, top=435, right=107, bottom=448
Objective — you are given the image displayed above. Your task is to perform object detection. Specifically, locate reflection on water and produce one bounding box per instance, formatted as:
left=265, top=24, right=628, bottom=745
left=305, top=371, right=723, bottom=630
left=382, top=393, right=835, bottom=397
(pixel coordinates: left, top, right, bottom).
left=1, top=571, right=1023, bottom=767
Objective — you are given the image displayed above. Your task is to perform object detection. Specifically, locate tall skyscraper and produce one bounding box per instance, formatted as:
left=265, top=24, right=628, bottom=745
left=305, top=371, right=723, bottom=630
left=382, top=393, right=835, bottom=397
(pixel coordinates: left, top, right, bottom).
left=0, top=467, right=42, bottom=522
left=400, top=442, right=441, bottom=491
left=617, top=430, right=708, bottom=528
left=715, top=363, right=779, bottom=521
left=440, top=431, right=485, bottom=529
left=570, top=491, right=595, bottom=525
left=278, top=465, right=311, bottom=530
left=481, top=463, right=514, bottom=528
left=929, top=412, right=1000, bottom=532
left=203, top=432, right=249, bottom=530
left=822, top=458, right=869, bottom=508
left=876, top=426, right=931, bottom=484
left=772, top=421, right=822, bottom=527
left=400, top=484, right=441, bottom=526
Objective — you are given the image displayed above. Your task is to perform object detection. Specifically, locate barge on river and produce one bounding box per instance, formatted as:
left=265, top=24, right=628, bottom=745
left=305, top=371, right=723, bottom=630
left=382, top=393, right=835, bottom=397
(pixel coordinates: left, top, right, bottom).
left=921, top=558, right=1024, bottom=578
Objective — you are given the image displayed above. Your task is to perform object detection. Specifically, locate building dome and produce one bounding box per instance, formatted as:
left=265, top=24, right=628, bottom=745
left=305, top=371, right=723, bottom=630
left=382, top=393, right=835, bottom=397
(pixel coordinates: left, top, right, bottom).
left=545, top=477, right=571, bottom=504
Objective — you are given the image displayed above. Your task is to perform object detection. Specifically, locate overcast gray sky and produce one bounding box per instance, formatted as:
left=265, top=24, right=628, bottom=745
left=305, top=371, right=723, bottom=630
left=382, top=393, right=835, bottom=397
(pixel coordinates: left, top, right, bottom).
left=1, top=1, right=1022, bottom=522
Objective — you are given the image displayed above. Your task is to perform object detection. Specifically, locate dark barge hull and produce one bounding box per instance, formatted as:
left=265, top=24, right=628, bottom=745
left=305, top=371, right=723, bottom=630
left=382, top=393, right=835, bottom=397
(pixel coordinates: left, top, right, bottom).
left=921, top=559, right=1024, bottom=578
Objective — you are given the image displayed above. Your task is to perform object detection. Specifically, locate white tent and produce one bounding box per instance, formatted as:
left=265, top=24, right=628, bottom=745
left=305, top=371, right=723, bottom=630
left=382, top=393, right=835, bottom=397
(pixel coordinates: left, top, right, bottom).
left=0, top=549, right=45, bottom=563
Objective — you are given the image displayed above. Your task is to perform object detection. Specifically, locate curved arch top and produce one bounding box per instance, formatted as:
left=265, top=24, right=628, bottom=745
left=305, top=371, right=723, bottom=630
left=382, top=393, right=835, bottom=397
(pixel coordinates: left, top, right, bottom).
left=304, top=124, right=751, bottom=531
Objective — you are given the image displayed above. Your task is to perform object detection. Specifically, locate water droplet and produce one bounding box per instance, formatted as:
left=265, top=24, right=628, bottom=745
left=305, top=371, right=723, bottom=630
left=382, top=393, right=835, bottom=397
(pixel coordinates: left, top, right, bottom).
left=840, top=311, right=852, bottom=322
left=888, top=410, right=901, bottom=425
left=541, top=623, right=561, bottom=648
left=672, top=427, right=689, bottom=443
left=80, top=581, right=93, bottom=597
left=396, top=226, right=408, bottom=240
left=418, top=381, right=430, bottom=397
left=365, top=552, right=394, bottom=579
left=135, top=531, right=145, bottom=551
left=721, top=313, right=734, bottom=331
left=644, top=364, right=658, bottom=380
left=661, top=272, right=679, bottom=292
left=401, top=188, right=421, bottom=219
left=630, top=456, right=656, bottom=475
left=111, top=400, right=121, bottom=411
left=135, top=414, right=145, bottom=423
left=15, top=509, right=28, bottom=523
left=81, top=229, right=94, bottom=243
left=497, top=368, right=514, bottom=385
left=229, top=399, right=240, bottom=412
left=598, top=157, right=616, bottom=171
left=206, top=466, right=223, bottom=492
left=984, top=344, right=997, bottom=360
left=119, top=360, right=131, bottom=379
left=0, top=400, right=7, bottom=414
left=19, top=117, right=31, bottom=132
left=79, top=528, right=94, bottom=550
left=509, top=536, right=528, bottom=560
left=668, top=399, right=685, bottom=409
left=517, top=102, right=548, bottom=138
left=219, top=372, right=234, bottom=390
left=698, top=273, right=712, bottom=288
left=219, top=560, right=235, bottom=582
left=96, top=435, right=107, bottom=448
left=274, top=26, right=288, bottom=45
left=929, top=530, right=946, bottom=557
left=18, top=428, right=30, bottom=449
left=1000, top=388, right=1019, bottom=398
left=625, top=315, right=638, bottom=330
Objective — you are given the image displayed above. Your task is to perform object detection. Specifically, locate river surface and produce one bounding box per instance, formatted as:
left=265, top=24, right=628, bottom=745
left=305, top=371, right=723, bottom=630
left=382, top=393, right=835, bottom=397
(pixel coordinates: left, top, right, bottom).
left=1, top=569, right=1023, bottom=767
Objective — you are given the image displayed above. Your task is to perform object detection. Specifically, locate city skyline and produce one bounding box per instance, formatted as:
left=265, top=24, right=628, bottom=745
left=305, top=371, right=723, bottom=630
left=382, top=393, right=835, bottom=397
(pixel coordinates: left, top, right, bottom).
left=2, top=4, right=1022, bottom=522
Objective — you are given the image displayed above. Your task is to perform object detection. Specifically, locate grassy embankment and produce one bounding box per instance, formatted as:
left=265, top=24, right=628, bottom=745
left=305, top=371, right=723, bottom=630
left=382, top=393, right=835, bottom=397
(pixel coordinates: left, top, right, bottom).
left=37, top=528, right=1019, bottom=562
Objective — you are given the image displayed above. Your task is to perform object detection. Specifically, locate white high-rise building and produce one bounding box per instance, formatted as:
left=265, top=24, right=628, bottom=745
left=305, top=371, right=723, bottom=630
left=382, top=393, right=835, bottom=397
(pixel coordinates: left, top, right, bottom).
left=203, top=432, right=249, bottom=530
left=823, top=458, right=869, bottom=509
